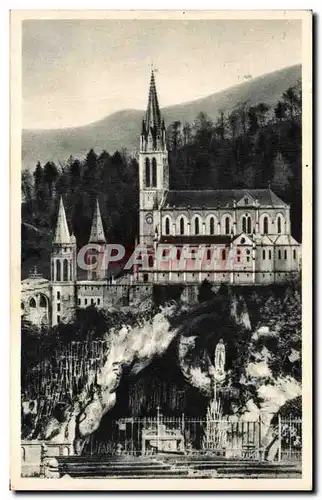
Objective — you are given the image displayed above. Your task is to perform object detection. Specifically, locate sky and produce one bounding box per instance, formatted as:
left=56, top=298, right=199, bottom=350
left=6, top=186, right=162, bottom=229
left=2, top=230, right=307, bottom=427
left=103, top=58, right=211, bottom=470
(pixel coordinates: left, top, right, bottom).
left=22, top=19, right=302, bottom=130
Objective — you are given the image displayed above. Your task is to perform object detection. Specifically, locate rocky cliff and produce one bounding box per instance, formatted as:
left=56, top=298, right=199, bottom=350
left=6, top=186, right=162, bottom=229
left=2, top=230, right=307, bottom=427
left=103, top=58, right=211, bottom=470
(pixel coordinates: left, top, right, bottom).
left=21, top=283, right=301, bottom=456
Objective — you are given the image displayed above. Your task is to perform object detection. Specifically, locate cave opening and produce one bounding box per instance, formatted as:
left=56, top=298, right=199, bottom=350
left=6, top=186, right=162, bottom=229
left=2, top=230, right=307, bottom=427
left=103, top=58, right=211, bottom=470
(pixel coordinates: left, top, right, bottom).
left=81, top=354, right=212, bottom=455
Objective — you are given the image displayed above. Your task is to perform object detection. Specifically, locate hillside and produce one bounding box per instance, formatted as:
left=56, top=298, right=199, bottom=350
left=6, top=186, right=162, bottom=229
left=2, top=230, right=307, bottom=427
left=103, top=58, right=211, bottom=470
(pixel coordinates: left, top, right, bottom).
left=22, top=64, right=301, bottom=170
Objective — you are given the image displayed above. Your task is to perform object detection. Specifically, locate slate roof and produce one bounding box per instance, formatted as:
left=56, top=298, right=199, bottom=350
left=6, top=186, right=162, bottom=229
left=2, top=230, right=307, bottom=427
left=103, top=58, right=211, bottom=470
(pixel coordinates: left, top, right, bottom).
left=89, top=198, right=106, bottom=244
left=54, top=197, right=71, bottom=244
left=161, top=189, right=288, bottom=209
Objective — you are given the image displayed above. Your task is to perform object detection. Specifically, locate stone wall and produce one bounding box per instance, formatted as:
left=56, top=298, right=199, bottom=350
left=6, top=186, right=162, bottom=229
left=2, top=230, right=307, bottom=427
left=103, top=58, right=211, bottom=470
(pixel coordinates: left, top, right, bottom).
left=21, top=441, right=73, bottom=477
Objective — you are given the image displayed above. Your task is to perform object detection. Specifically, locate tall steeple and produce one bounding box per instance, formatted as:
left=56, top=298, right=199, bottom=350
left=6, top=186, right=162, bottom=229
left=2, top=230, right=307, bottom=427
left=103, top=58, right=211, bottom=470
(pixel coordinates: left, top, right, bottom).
left=54, top=197, right=70, bottom=244
left=138, top=68, right=169, bottom=247
left=89, top=198, right=106, bottom=243
left=141, top=69, right=166, bottom=151
left=145, top=70, right=162, bottom=138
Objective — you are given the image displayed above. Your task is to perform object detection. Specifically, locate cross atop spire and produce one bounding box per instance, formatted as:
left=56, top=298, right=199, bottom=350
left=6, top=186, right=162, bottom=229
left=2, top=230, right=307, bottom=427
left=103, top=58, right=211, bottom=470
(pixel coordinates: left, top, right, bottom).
left=89, top=198, right=106, bottom=244
left=54, top=197, right=70, bottom=244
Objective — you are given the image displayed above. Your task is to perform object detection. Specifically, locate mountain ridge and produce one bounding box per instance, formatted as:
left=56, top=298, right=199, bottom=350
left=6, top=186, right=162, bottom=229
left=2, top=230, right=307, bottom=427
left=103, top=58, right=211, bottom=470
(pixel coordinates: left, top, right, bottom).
left=22, top=64, right=301, bottom=170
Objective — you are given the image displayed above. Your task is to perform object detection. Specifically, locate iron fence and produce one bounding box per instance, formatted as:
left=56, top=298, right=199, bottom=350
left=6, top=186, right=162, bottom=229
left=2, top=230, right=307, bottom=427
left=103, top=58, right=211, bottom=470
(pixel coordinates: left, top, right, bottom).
left=278, top=416, right=302, bottom=462
left=83, top=413, right=302, bottom=463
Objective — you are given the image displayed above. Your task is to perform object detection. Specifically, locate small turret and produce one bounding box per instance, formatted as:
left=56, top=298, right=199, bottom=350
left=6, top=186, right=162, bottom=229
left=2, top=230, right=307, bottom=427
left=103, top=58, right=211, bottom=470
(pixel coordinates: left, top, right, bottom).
left=54, top=197, right=70, bottom=244
left=89, top=198, right=106, bottom=244
left=87, top=198, right=107, bottom=280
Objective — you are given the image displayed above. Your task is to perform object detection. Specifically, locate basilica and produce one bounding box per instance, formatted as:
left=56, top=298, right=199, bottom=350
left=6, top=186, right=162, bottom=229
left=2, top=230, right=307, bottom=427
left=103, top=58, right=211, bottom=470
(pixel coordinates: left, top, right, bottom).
left=21, top=70, right=301, bottom=327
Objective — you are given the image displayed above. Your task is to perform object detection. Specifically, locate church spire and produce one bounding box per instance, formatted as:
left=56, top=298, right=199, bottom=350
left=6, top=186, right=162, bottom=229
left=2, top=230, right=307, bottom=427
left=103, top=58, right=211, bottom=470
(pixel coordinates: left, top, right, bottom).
left=54, top=197, right=70, bottom=244
left=89, top=198, right=106, bottom=244
left=144, top=69, right=162, bottom=142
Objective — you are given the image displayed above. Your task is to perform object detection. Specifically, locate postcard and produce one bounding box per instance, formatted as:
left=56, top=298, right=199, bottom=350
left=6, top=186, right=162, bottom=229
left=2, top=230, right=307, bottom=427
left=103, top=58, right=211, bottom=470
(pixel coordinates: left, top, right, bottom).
left=10, top=9, right=312, bottom=491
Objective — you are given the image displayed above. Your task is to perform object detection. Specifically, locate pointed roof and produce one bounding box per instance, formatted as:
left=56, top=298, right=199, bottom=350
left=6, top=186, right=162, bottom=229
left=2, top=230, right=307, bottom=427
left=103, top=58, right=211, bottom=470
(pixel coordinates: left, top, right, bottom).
left=144, top=70, right=162, bottom=138
left=232, top=233, right=253, bottom=245
left=54, top=197, right=70, bottom=244
left=274, top=234, right=300, bottom=246
left=89, top=198, right=106, bottom=244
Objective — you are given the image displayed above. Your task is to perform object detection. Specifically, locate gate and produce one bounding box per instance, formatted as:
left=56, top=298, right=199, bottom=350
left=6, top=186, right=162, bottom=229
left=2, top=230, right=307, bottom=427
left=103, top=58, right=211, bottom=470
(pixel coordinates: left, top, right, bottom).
left=277, top=416, right=302, bottom=462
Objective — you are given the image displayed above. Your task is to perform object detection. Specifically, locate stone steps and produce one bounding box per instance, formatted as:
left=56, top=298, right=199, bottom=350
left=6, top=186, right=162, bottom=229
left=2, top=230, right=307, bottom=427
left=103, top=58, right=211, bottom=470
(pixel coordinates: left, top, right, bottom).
left=56, top=455, right=301, bottom=479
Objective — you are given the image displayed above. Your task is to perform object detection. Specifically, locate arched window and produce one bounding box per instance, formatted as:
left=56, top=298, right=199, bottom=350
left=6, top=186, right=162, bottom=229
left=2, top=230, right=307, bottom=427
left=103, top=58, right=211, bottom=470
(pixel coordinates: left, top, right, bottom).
left=209, top=217, right=215, bottom=235
left=148, top=255, right=154, bottom=268
left=242, top=215, right=252, bottom=234
left=242, top=216, right=247, bottom=234
left=21, top=301, right=24, bottom=310
left=277, top=216, right=282, bottom=234
left=284, top=249, right=287, bottom=259
left=29, top=297, right=36, bottom=308
left=39, top=295, right=46, bottom=308
left=194, top=217, right=200, bottom=235
left=222, top=249, right=226, bottom=260
left=63, top=259, right=68, bottom=281
left=247, top=217, right=252, bottom=234
left=263, top=216, right=269, bottom=234
left=151, top=158, right=157, bottom=187
left=278, top=249, right=282, bottom=259
left=145, top=158, right=150, bottom=187
left=56, top=259, right=61, bottom=281
left=225, top=217, right=230, bottom=235
left=179, top=217, right=184, bottom=235
left=262, top=249, right=266, bottom=260
left=165, top=217, right=170, bottom=235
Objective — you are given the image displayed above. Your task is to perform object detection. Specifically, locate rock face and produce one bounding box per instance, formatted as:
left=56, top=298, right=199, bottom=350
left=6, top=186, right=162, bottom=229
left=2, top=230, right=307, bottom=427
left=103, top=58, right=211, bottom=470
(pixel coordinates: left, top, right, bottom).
left=22, top=285, right=301, bottom=453
left=34, top=304, right=178, bottom=453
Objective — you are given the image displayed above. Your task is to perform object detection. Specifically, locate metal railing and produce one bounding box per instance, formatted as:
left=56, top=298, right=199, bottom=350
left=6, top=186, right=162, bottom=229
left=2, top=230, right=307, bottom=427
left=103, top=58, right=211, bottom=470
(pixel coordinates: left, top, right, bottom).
left=83, top=413, right=302, bottom=463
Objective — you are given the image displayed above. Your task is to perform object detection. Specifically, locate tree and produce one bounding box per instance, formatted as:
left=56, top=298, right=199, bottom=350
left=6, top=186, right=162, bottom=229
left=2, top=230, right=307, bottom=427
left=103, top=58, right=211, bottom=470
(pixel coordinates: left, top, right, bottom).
left=21, top=169, right=33, bottom=204
left=274, top=101, right=287, bottom=122
left=228, top=110, right=238, bottom=140
left=253, top=102, right=269, bottom=128
left=282, top=86, right=301, bottom=122
left=83, top=149, right=98, bottom=188
left=182, top=122, right=192, bottom=145
left=254, top=287, right=301, bottom=380
left=43, top=161, right=59, bottom=200
left=271, top=153, right=293, bottom=194
left=193, top=112, right=214, bottom=142
left=214, top=111, right=226, bottom=141
left=33, top=162, right=43, bottom=199
left=168, top=121, right=182, bottom=154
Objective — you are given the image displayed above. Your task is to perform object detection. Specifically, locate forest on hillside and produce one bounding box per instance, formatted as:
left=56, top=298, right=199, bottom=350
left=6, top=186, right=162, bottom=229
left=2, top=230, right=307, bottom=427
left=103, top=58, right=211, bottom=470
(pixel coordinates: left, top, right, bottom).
left=21, top=82, right=301, bottom=278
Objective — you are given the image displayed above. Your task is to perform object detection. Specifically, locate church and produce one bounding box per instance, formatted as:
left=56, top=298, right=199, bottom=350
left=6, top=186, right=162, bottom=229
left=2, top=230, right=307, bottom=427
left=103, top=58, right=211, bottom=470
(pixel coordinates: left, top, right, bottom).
left=21, top=70, right=301, bottom=327
left=136, top=70, right=301, bottom=285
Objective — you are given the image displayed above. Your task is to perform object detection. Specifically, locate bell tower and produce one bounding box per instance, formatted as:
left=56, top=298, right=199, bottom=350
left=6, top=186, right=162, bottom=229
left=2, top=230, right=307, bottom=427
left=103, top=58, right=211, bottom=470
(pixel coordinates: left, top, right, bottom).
left=50, top=197, right=76, bottom=325
left=139, top=70, right=169, bottom=245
